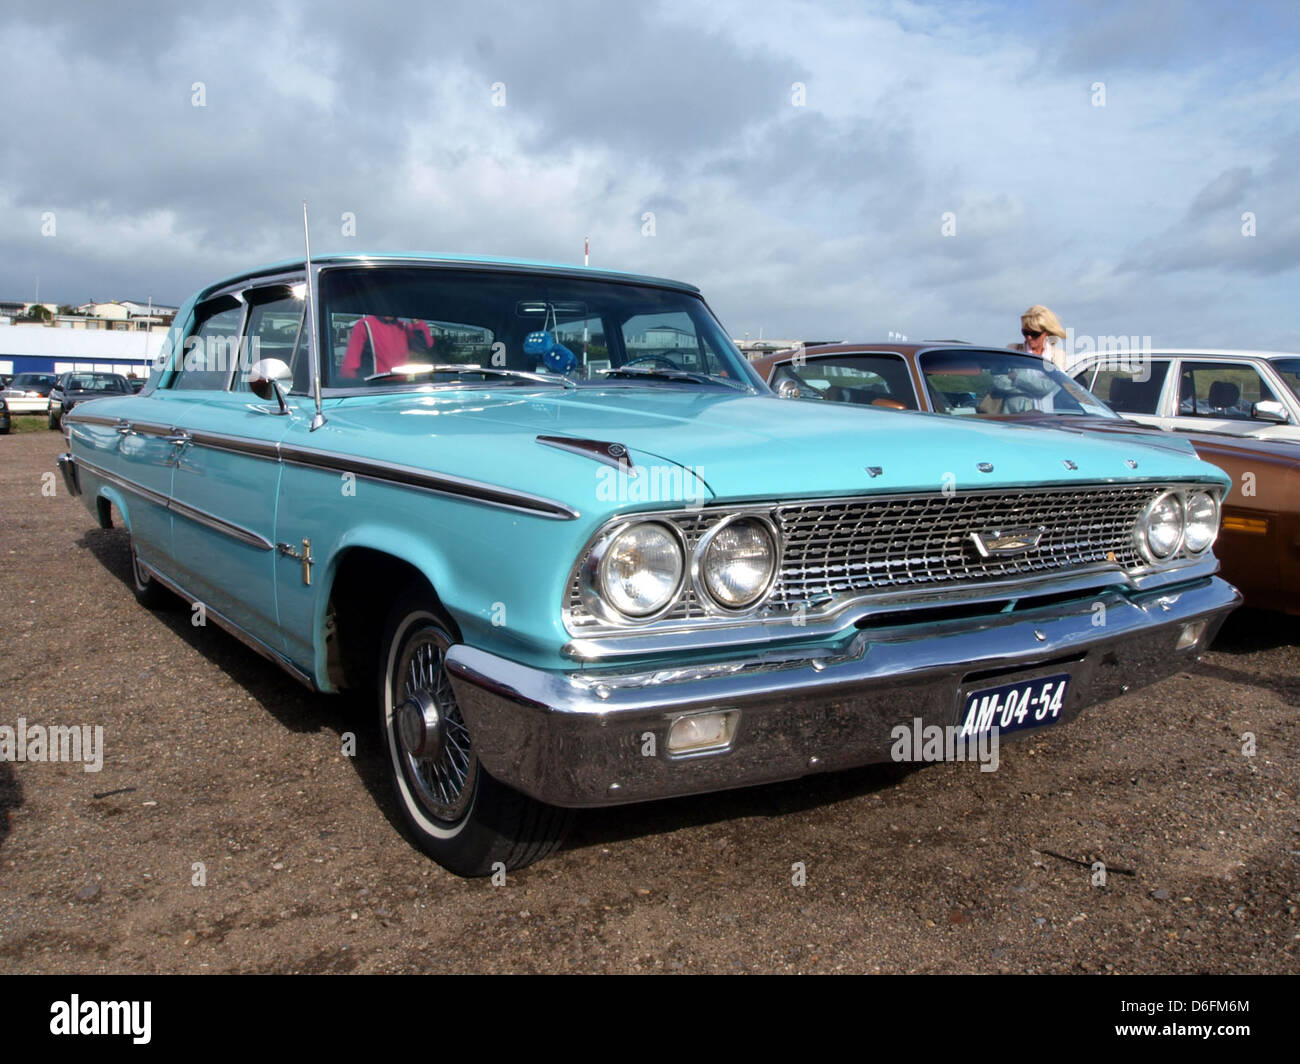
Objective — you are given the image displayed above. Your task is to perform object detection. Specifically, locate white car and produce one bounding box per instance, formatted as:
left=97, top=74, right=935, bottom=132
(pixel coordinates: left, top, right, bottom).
left=1, top=371, right=59, bottom=414
left=1071, top=349, right=1300, bottom=443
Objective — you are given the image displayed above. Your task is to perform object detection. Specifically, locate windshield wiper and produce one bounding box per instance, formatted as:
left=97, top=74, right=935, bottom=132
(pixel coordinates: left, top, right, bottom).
left=598, top=366, right=746, bottom=390
left=364, top=365, right=577, bottom=389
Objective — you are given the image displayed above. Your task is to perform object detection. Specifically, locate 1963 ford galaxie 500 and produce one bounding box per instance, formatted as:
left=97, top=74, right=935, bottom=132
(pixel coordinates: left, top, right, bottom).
left=58, top=254, right=1240, bottom=875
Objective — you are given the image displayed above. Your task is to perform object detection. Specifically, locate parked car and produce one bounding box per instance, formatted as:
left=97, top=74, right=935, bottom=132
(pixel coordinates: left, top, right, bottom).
left=59, top=255, right=1240, bottom=875
left=0, top=395, right=10, bottom=435
left=756, top=343, right=1300, bottom=614
left=1070, top=349, right=1300, bottom=442
left=47, top=371, right=135, bottom=432
left=2, top=372, right=59, bottom=414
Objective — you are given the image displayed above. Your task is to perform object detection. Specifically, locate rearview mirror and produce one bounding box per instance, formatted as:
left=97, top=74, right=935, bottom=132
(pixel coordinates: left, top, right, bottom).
left=248, top=358, right=292, bottom=414
left=1251, top=399, right=1289, bottom=424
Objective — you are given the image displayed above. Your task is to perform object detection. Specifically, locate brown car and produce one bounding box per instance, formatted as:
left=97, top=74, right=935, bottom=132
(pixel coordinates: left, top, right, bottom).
left=755, top=343, right=1300, bottom=614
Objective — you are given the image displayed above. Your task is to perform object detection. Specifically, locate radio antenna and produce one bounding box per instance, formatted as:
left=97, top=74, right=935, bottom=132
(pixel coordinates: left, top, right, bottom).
left=303, top=200, right=325, bottom=431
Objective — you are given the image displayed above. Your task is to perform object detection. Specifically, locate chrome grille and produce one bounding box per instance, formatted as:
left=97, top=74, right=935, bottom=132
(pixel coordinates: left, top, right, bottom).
left=565, top=484, right=1182, bottom=634
left=771, top=486, right=1150, bottom=608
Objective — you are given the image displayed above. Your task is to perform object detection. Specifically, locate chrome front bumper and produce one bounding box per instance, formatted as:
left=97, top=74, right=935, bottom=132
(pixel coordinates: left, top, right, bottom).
left=446, top=576, right=1241, bottom=807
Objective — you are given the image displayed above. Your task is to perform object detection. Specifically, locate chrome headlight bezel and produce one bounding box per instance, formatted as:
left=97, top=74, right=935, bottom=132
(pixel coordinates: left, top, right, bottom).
left=579, top=519, right=687, bottom=624
left=1135, top=490, right=1185, bottom=565
left=692, top=513, right=781, bottom=614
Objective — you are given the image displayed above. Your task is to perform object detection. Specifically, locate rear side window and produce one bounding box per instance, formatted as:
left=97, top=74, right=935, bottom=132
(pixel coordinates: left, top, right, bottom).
left=1079, top=362, right=1170, bottom=414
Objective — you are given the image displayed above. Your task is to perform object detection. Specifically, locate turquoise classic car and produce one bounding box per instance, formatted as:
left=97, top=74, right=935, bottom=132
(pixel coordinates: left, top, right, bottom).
left=59, top=254, right=1240, bottom=876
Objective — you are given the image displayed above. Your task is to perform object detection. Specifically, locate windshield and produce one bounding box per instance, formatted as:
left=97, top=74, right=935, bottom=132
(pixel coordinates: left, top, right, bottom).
left=921, top=349, right=1117, bottom=418
left=1271, top=359, right=1300, bottom=402
left=11, top=373, right=57, bottom=390
left=66, top=373, right=127, bottom=393
left=314, top=266, right=760, bottom=393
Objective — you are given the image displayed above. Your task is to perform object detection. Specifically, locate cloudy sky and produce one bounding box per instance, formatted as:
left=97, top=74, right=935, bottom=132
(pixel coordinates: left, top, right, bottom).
left=2, top=0, right=1297, bottom=349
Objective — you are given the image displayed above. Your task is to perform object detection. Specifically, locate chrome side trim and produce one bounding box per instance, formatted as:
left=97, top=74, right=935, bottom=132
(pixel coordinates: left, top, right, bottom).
left=139, top=561, right=315, bottom=689
left=277, top=443, right=581, bottom=520
left=71, top=417, right=580, bottom=521
left=64, top=412, right=122, bottom=429
left=187, top=429, right=280, bottom=460
left=77, top=456, right=171, bottom=510
left=167, top=497, right=275, bottom=551
left=77, top=456, right=274, bottom=551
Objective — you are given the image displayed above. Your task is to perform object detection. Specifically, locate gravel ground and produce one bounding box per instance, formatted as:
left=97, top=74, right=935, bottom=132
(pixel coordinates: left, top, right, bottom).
left=1, top=424, right=1296, bottom=973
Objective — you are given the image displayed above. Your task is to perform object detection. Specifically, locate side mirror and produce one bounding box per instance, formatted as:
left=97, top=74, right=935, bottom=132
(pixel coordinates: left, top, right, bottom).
left=775, top=377, right=802, bottom=399
left=1251, top=399, right=1289, bottom=424
left=248, top=358, right=292, bottom=414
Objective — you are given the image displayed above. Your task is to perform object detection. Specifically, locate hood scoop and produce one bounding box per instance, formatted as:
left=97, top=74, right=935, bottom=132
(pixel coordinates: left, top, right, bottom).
left=537, top=435, right=638, bottom=475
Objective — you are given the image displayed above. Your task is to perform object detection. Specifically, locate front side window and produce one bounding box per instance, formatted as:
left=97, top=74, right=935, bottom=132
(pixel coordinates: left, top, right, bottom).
left=922, top=349, right=1115, bottom=417
left=316, top=267, right=759, bottom=392
left=170, top=298, right=244, bottom=390
left=237, top=287, right=305, bottom=391
left=1176, top=361, right=1276, bottom=420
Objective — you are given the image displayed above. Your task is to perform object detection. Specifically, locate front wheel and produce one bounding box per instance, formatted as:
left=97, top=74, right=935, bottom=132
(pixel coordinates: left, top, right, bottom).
left=379, top=592, right=571, bottom=876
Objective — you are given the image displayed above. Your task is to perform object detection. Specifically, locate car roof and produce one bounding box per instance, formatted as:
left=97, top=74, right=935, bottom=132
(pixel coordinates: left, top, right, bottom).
left=1072, top=349, right=1299, bottom=360
left=197, top=252, right=701, bottom=301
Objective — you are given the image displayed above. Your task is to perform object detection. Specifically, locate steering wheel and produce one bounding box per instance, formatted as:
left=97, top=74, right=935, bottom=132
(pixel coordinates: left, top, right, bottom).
left=623, top=354, right=685, bottom=371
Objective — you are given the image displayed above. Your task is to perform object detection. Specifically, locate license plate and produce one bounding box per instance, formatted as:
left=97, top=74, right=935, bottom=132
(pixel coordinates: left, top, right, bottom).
left=957, top=673, right=1070, bottom=739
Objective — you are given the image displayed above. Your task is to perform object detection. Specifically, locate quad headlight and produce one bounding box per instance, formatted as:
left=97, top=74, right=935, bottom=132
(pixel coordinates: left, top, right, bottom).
left=1182, top=490, right=1219, bottom=555
left=1139, top=491, right=1184, bottom=562
left=590, top=521, right=685, bottom=620
left=696, top=515, right=779, bottom=611
left=1136, top=489, right=1221, bottom=565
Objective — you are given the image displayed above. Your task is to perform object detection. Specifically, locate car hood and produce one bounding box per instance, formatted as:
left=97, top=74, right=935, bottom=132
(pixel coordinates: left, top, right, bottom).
left=981, top=413, right=1201, bottom=456
left=318, top=387, right=1230, bottom=510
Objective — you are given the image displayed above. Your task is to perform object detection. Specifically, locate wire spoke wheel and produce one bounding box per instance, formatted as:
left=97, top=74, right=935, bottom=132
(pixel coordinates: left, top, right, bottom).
left=379, top=592, right=574, bottom=876
left=391, top=626, right=478, bottom=823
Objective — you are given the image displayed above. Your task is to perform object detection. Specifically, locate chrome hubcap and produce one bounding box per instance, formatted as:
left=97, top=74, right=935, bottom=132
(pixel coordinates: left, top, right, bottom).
left=394, top=632, right=475, bottom=821
left=398, top=689, right=443, bottom=761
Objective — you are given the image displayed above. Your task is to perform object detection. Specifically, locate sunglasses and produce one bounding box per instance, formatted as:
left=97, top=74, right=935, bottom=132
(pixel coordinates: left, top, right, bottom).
left=1021, top=329, right=1045, bottom=339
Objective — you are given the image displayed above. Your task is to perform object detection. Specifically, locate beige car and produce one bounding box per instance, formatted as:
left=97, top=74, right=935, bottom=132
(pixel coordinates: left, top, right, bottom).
left=1070, top=349, right=1300, bottom=443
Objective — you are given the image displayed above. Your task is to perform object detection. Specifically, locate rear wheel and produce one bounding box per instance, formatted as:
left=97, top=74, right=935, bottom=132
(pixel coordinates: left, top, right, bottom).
left=379, top=592, right=571, bottom=876
left=129, top=536, right=177, bottom=608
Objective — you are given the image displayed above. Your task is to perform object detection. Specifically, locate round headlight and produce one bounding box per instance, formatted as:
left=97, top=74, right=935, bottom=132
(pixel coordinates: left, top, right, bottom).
left=1142, top=492, right=1184, bottom=561
left=1183, top=491, right=1218, bottom=554
left=597, top=522, right=684, bottom=618
left=698, top=516, right=778, bottom=610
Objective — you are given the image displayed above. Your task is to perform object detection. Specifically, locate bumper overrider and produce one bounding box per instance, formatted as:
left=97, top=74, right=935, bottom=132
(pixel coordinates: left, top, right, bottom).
left=447, top=575, right=1240, bottom=807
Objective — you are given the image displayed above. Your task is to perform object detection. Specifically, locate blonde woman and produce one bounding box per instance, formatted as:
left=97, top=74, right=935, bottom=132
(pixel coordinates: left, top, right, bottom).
left=1013, top=305, right=1068, bottom=371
